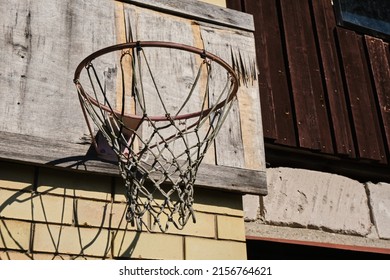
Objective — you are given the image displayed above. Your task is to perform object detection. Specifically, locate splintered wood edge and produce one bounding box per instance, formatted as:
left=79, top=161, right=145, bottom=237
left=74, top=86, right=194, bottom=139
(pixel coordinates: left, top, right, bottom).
left=121, top=0, right=255, bottom=32
left=0, top=131, right=267, bottom=195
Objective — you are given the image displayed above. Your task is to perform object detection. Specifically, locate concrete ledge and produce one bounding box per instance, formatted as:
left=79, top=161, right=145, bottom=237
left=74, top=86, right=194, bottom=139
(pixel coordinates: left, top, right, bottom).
left=263, top=168, right=372, bottom=236
left=245, top=223, right=390, bottom=253
left=367, top=182, right=390, bottom=240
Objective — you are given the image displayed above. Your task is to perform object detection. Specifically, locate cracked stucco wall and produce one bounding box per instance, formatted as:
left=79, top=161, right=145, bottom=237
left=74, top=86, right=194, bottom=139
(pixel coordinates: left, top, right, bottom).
left=244, top=167, right=390, bottom=241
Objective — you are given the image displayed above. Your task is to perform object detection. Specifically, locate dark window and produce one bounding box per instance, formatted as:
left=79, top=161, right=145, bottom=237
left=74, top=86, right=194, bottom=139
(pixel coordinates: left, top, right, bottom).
left=333, top=0, right=390, bottom=39
left=246, top=239, right=390, bottom=260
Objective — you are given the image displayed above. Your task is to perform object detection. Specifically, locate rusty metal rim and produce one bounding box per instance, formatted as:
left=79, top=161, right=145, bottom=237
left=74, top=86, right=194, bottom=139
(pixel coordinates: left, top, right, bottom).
left=74, top=41, right=239, bottom=121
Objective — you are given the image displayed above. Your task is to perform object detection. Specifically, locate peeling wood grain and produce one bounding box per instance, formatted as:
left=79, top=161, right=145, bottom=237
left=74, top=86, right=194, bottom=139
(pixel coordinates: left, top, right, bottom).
left=230, top=38, right=265, bottom=170
left=199, top=24, right=264, bottom=170
left=199, top=26, right=245, bottom=168
left=0, top=0, right=117, bottom=142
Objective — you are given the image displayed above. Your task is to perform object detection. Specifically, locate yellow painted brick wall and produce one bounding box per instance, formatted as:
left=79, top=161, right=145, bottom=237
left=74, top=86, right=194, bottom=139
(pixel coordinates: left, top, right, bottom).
left=0, top=161, right=247, bottom=260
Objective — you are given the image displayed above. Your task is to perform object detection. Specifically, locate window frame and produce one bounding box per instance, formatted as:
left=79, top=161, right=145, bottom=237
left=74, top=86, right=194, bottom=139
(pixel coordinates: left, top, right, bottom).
left=333, top=0, right=390, bottom=40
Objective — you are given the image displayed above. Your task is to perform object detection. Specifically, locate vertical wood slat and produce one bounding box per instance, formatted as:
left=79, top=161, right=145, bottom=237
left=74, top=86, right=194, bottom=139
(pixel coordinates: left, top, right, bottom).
left=243, top=0, right=296, bottom=146
left=228, top=0, right=390, bottom=167
left=243, top=0, right=277, bottom=141
left=199, top=26, right=247, bottom=168
left=280, top=0, right=333, bottom=153
left=365, top=36, right=390, bottom=159
left=386, top=44, right=390, bottom=68
left=311, top=0, right=355, bottom=157
left=225, top=0, right=243, bottom=11
left=336, top=28, right=387, bottom=163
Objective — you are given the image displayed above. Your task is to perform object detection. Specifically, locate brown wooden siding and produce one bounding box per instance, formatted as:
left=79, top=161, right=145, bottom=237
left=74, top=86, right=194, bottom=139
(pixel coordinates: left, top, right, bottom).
left=227, top=0, right=390, bottom=167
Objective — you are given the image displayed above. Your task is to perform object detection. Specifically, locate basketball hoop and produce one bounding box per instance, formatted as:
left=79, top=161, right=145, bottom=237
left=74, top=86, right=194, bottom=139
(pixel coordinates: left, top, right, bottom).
left=74, top=41, right=239, bottom=232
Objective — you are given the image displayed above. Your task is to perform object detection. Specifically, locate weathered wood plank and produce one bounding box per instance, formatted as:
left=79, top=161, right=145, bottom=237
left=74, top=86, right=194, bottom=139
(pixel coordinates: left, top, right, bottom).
left=114, top=2, right=136, bottom=117
left=0, top=131, right=266, bottom=195
left=120, top=0, right=254, bottom=31
left=199, top=25, right=247, bottom=168
left=311, top=0, right=355, bottom=157
left=0, top=0, right=266, bottom=192
left=190, top=23, right=217, bottom=165
left=0, top=0, right=117, bottom=142
left=365, top=36, right=390, bottom=158
left=243, top=0, right=296, bottom=146
left=231, top=35, right=266, bottom=170
left=237, top=81, right=267, bottom=170
left=280, top=0, right=333, bottom=153
left=337, top=28, right=386, bottom=162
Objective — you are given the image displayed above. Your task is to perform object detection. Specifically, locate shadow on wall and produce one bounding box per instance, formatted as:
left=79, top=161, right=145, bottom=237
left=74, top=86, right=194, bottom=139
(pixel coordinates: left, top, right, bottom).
left=0, top=162, right=145, bottom=260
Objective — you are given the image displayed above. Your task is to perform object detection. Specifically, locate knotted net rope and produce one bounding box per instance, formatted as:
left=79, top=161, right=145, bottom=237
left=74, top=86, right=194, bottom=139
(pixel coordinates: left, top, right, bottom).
left=74, top=42, right=238, bottom=232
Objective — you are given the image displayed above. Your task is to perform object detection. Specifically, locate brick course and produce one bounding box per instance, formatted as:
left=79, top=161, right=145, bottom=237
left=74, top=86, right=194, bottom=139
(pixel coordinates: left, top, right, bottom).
left=0, top=162, right=247, bottom=260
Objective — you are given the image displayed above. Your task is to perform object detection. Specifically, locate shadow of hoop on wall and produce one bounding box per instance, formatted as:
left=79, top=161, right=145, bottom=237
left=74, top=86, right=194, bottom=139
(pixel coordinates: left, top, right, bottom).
left=0, top=161, right=144, bottom=260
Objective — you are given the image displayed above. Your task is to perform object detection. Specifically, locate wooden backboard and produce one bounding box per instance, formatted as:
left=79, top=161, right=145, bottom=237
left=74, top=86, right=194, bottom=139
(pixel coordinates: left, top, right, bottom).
left=0, top=0, right=266, bottom=195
